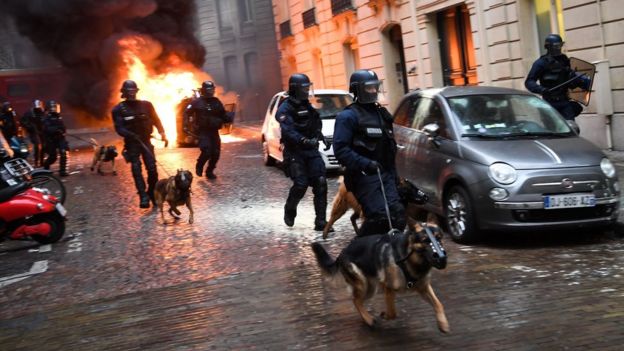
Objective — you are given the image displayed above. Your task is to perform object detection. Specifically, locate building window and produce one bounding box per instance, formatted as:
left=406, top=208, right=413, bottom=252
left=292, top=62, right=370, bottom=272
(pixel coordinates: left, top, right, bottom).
left=436, top=4, right=477, bottom=86
left=302, top=8, right=317, bottom=28
left=238, top=0, right=254, bottom=23
left=331, top=0, right=354, bottom=16
left=244, top=52, right=260, bottom=86
left=343, top=41, right=360, bottom=82
left=224, top=56, right=238, bottom=90
left=534, top=0, right=565, bottom=53
left=280, top=20, right=293, bottom=39
left=217, top=0, right=233, bottom=32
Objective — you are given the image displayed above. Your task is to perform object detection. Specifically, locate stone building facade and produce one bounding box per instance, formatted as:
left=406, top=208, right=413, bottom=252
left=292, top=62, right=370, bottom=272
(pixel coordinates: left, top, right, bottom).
left=271, top=0, right=624, bottom=149
left=193, top=0, right=283, bottom=121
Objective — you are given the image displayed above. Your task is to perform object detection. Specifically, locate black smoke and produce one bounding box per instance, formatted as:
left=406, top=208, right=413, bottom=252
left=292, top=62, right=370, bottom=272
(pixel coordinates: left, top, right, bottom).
left=0, top=0, right=205, bottom=119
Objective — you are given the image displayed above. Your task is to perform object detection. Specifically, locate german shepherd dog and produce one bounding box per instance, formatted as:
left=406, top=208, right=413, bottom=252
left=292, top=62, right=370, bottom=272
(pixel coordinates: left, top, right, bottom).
left=154, top=169, right=194, bottom=224
left=323, top=177, right=431, bottom=239
left=312, top=218, right=449, bottom=332
left=89, top=138, right=118, bottom=175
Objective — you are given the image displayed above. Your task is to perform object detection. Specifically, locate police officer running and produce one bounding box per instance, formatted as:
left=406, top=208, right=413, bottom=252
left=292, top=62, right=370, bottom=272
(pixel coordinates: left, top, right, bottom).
left=525, top=34, right=590, bottom=121
left=41, top=101, right=69, bottom=177
left=0, top=102, right=18, bottom=141
left=184, top=80, right=231, bottom=179
left=21, top=100, right=46, bottom=167
left=277, top=73, right=330, bottom=231
left=112, top=80, right=167, bottom=208
left=333, top=69, right=405, bottom=237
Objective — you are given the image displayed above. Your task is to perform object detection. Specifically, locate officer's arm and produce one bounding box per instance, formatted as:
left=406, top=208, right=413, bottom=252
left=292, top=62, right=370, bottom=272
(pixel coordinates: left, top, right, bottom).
left=333, top=110, right=373, bottom=171
left=147, top=102, right=166, bottom=137
left=112, top=107, right=135, bottom=138
left=276, top=106, right=305, bottom=145
left=525, top=59, right=547, bottom=94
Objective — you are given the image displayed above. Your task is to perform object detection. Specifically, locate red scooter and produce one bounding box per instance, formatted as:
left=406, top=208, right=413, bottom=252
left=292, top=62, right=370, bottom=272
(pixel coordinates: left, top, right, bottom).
left=0, top=150, right=67, bottom=244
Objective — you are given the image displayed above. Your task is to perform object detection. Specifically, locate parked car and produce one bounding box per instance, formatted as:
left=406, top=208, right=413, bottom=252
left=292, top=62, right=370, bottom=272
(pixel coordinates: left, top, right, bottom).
left=393, top=86, right=619, bottom=244
left=261, top=89, right=353, bottom=170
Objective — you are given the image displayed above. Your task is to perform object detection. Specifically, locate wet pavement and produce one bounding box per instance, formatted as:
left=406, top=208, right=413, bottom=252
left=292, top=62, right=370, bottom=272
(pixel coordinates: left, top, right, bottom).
left=1, top=123, right=623, bottom=350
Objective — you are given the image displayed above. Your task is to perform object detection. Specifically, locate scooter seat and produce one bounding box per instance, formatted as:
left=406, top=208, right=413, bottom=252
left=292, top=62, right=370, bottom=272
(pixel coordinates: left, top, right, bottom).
left=0, top=182, right=29, bottom=203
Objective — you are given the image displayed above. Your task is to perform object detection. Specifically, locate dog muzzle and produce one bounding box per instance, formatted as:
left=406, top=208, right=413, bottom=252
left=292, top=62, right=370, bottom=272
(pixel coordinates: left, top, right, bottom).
left=423, top=227, right=447, bottom=269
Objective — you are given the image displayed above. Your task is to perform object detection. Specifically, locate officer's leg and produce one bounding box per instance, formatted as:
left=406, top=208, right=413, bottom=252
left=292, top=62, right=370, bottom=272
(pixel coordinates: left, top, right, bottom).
left=309, top=156, right=329, bottom=231
left=43, top=143, right=57, bottom=170
left=141, top=143, right=158, bottom=205
left=284, top=160, right=308, bottom=227
left=382, top=172, right=406, bottom=231
left=127, top=144, right=149, bottom=208
left=196, top=136, right=210, bottom=176
left=59, top=141, right=69, bottom=177
left=206, top=132, right=221, bottom=179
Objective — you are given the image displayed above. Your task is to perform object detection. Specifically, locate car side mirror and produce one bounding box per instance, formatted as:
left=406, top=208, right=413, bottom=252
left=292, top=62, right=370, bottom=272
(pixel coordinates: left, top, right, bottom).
left=423, top=123, right=442, bottom=147
left=566, top=120, right=580, bottom=134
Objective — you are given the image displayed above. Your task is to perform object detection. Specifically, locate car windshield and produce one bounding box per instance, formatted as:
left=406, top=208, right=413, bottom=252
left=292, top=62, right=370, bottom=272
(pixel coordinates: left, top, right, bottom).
left=447, top=94, right=573, bottom=138
left=310, top=94, right=353, bottom=119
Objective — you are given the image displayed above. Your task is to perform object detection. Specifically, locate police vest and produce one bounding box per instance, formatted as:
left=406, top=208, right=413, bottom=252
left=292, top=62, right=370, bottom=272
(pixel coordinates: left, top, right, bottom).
left=286, top=99, right=320, bottom=139
left=542, top=55, right=571, bottom=93
left=193, top=97, right=224, bottom=130
left=348, top=103, right=395, bottom=163
left=119, top=101, right=152, bottom=137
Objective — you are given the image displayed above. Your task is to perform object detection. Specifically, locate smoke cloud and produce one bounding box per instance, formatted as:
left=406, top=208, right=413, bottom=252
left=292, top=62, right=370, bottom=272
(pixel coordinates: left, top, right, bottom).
left=0, top=0, right=205, bottom=119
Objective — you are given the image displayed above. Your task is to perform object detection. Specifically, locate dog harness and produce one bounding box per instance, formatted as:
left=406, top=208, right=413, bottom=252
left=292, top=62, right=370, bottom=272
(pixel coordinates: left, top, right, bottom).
left=387, top=230, right=427, bottom=289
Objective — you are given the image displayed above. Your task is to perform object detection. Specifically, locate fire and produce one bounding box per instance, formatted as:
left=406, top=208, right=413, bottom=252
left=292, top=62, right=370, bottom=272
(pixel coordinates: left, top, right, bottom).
left=118, top=36, right=210, bottom=143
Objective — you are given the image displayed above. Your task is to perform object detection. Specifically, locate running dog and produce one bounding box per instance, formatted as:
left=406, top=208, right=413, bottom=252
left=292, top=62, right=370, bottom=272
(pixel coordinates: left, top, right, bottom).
left=90, top=138, right=118, bottom=175
left=312, top=218, right=449, bottom=332
left=154, top=169, right=194, bottom=224
left=323, top=177, right=432, bottom=239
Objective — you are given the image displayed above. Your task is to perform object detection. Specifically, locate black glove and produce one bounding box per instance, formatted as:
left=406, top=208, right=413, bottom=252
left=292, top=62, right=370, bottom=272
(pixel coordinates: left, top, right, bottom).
left=300, top=137, right=319, bottom=149
left=322, top=138, right=331, bottom=151
left=364, top=160, right=381, bottom=175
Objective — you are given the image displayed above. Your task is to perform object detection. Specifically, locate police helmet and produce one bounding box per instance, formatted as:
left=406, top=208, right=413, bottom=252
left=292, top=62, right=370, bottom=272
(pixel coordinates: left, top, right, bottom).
left=349, top=69, right=381, bottom=104
left=120, top=80, right=139, bottom=99
left=288, top=73, right=312, bottom=101
left=1, top=101, right=12, bottom=113
left=47, top=100, right=61, bottom=114
left=544, top=34, right=564, bottom=56
left=201, top=80, right=216, bottom=97
left=33, top=99, right=45, bottom=112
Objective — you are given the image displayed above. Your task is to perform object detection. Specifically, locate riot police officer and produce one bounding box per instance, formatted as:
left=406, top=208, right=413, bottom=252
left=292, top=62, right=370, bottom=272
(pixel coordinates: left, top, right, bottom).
left=277, top=73, right=330, bottom=231
left=42, top=101, right=69, bottom=177
left=0, top=102, right=18, bottom=140
left=333, top=69, right=405, bottom=237
left=525, top=34, right=590, bottom=121
left=184, top=80, right=232, bottom=179
left=112, top=80, right=167, bottom=208
left=21, top=100, right=46, bottom=167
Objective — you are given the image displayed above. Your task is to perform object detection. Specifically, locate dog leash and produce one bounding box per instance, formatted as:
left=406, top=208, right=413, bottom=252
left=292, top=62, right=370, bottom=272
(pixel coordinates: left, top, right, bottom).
left=131, top=135, right=173, bottom=178
left=66, top=134, right=99, bottom=147
left=376, top=166, right=397, bottom=233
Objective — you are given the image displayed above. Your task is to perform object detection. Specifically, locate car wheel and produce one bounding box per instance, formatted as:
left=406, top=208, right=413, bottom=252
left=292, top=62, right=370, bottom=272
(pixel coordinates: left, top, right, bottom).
left=262, top=137, right=276, bottom=166
left=444, top=185, right=479, bottom=244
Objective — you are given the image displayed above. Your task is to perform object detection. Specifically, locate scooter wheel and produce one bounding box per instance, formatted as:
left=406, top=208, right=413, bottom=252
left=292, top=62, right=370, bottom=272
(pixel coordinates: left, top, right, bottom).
left=30, top=212, right=65, bottom=244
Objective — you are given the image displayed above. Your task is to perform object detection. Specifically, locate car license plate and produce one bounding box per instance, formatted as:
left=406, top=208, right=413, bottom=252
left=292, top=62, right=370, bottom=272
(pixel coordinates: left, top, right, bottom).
left=55, top=203, right=67, bottom=217
left=543, top=193, right=595, bottom=209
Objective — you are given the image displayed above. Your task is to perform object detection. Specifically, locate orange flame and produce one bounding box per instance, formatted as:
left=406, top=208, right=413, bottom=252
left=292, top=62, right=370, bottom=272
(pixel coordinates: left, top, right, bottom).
left=117, top=36, right=210, bottom=143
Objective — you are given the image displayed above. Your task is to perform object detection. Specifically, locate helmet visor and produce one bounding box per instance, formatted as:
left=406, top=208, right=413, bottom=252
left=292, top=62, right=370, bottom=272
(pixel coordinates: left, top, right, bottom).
left=294, top=82, right=314, bottom=101
left=357, top=80, right=382, bottom=104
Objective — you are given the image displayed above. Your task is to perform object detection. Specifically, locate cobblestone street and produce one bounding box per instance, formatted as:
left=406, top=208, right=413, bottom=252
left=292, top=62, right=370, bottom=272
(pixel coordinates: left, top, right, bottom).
left=1, top=124, right=623, bottom=350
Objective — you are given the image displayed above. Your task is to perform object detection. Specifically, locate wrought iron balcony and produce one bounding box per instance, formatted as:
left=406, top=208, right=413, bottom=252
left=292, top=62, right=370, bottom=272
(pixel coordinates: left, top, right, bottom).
left=302, top=8, right=317, bottom=28
left=280, top=20, right=292, bottom=39
left=331, top=0, right=354, bottom=16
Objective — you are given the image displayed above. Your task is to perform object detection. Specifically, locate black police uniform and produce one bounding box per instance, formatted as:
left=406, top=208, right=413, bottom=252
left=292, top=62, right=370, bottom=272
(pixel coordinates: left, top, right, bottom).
left=20, top=108, right=45, bottom=167
left=333, top=71, right=405, bottom=237
left=525, top=54, right=586, bottom=120
left=0, top=107, right=18, bottom=140
left=112, top=99, right=165, bottom=205
left=184, top=96, right=230, bottom=178
left=42, top=112, right=69, bottom=176
left=276, top=96, right=328, bottom=230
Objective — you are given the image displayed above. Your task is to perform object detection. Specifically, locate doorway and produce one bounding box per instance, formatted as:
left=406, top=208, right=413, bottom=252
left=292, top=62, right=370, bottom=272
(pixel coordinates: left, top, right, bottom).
left=436, top=4, right=477, bottom=86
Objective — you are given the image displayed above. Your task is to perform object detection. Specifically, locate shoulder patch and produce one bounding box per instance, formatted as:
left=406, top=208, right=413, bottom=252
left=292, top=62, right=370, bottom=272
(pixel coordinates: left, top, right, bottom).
left=278, top=114, right=287, bottom=122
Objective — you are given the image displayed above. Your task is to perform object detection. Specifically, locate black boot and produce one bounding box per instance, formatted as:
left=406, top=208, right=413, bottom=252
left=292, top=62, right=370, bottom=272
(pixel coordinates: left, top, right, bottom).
left=312, top=180, right=329, bottom=232
left=314, top=219, right=331, bottom=232
left=206, top=169, right=217, bottom=180
left=139, top=193, right=150, bottom=208
left=284, top=205, right=296, bottom=227
left=195, top=163, right=203, bottom=177
left=284, top=186, right=306, bottom=227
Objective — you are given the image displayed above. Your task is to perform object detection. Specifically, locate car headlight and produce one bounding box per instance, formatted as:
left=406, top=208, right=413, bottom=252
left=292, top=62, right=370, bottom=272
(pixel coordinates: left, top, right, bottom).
left=601, top=158, right=616, bottom=178
left=488, top=162, right=517, bottom=185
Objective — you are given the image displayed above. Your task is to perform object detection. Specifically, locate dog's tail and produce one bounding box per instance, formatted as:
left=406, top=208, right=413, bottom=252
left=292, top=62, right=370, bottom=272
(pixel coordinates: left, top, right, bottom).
left=311, top=242, right=339, bottom=276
